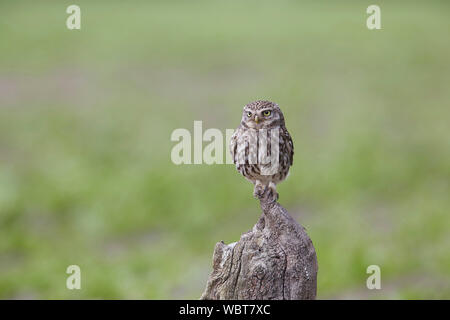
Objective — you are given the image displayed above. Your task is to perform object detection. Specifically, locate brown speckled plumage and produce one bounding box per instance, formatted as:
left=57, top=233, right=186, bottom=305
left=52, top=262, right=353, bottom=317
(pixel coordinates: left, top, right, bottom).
left=230, top=100, right=294, bottom=200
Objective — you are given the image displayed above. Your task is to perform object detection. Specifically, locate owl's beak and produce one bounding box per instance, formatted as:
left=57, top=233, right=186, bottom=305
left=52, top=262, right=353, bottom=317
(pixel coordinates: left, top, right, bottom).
left=254, top=116, right=259, bottom=124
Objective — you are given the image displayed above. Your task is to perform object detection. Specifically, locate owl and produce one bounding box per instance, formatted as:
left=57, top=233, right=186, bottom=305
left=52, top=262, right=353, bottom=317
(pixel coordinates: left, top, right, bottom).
left=230, top=100, right=294, bottom=201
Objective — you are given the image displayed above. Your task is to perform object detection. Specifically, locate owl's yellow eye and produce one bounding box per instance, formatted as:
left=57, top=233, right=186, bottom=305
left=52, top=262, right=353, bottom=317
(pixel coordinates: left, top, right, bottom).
left=247, top=112, right=252, bottom=117
left=263, top=110, right=271, bottom=116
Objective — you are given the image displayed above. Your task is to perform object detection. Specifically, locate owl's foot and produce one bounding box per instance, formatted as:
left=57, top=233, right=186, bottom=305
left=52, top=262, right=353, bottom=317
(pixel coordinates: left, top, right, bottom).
left=268, top=182, right=279, bottom=202
left=253, top=182, right=279, bottom=202
left=253, top=182, right=266, bottom=199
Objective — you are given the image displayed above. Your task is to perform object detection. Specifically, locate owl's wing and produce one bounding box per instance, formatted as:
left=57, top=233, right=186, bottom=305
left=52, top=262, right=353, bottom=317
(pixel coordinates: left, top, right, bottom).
left=282, top=127, right=294, bottom=166
left=229, top=129, right=238, bottom=164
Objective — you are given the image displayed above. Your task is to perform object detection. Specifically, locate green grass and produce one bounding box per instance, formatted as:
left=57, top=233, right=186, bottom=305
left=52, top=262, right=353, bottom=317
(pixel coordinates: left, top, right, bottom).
left=0, top=0, right=449, bottom=299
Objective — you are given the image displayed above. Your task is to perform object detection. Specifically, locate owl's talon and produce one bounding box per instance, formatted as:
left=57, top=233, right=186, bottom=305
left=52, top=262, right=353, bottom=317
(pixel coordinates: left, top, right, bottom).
left=268, top=183, right=279, bottom=202
left=253, top=184, right=279, bottom=202
left=253, top=184, right=266, bottom=199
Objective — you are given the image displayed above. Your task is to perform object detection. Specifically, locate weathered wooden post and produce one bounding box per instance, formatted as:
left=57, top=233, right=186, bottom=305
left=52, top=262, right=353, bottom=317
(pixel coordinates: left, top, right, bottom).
left=201, top=188, right=318, bottom=300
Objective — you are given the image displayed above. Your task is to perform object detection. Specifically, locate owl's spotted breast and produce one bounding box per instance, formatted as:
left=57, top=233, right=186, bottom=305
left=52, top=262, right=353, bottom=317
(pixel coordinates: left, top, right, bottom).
left=230, top=126, right=293, bottom=184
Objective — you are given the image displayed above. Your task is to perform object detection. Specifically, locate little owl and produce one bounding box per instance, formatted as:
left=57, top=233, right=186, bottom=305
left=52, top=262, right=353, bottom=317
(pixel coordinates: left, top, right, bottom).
left=230, top=100, right=294, bottom=201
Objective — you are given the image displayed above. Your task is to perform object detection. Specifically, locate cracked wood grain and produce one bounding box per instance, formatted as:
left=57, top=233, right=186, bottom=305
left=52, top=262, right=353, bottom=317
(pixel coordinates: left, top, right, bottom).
left=200, top=188, right=318, bottom=300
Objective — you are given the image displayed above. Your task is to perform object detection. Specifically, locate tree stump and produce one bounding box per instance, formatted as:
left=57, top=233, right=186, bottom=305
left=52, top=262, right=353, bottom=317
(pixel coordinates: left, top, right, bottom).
left=200, top=188, right=318, bottom=300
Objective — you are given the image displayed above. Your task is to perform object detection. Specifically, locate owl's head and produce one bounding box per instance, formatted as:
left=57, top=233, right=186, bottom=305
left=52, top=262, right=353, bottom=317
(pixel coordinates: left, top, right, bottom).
left=241, top=100, right=285, bottom=129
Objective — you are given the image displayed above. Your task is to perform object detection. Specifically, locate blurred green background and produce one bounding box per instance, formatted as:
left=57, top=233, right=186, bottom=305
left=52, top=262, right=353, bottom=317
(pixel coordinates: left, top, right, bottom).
left=0, top=0, right=449, bottom=299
